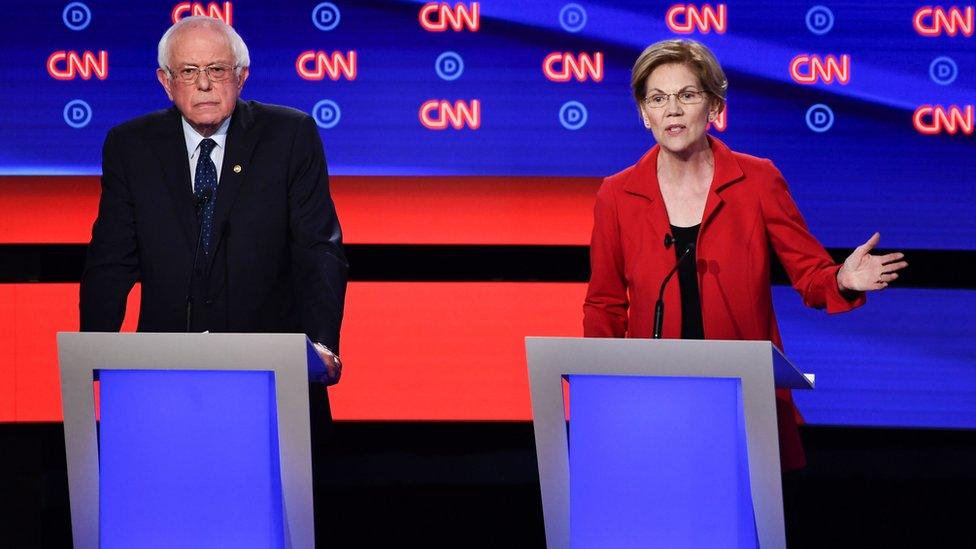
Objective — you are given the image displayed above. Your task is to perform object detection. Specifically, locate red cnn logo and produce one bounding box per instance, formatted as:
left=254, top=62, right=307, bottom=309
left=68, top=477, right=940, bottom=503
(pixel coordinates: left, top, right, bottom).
left=709, top=108, right=726, bottom=132
left=666, top=4, right=727, bottom=34
left=913, top=6, right=974, bottom=37
left=913, top=105, right=974, bottom=135
left=295, top=51, right=357, bottom=81
left=47, top=51, right=108, bottom=80
left=171, top=2, right=233, bottom=25
left=789, top=54, right=851, bottom=85
left=543, top=52, right=604, bottom=82
left=419, top=2, right=480, bottom=31
left=419, top=100, right=481, bottom=130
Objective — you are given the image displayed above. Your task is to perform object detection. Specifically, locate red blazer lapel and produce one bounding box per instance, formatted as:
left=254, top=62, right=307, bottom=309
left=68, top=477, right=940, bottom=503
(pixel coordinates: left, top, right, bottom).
left=701, top=136, right=745, bottom=233
left=621, top=146, right=672, bottom=247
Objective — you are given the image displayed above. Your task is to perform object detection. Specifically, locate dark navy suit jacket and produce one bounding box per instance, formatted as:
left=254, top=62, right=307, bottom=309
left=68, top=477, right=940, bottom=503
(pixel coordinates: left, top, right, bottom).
left=80, top=100, right=348, bottom=425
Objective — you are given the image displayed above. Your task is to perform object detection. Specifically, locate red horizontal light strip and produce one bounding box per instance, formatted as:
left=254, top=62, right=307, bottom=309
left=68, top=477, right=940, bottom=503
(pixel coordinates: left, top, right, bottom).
left=2, top=284, right=140, bottom=422
left=0, top=287, right=15, bottom=419
left=1, top=282, right=586, bottom=422
left=0, top=176, right=600, bottom=245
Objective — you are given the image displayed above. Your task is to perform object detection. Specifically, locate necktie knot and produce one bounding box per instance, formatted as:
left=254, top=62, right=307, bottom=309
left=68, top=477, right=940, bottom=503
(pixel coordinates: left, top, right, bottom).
left=199, top=138, right=217, bottom=158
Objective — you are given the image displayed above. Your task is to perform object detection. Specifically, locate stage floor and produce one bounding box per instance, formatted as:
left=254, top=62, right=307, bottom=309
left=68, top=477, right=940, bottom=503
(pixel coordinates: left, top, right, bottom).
left=2, top=422, right=974, bottom=548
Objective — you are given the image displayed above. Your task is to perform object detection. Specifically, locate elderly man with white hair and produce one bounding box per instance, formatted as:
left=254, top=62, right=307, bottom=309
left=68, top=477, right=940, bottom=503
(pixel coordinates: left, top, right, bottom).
left=79, top=14, right=347, bottom=513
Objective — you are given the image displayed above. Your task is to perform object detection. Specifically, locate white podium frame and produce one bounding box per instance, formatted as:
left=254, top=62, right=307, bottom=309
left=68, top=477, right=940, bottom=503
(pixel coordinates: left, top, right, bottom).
left=57, top=332, right=324, bottom=549
left=525, top=337, right=814, bottom=549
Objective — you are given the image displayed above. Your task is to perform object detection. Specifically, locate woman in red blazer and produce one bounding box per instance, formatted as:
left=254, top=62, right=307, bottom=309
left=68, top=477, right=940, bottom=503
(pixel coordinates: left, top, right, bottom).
left=583, top=39, right=907, bottom=471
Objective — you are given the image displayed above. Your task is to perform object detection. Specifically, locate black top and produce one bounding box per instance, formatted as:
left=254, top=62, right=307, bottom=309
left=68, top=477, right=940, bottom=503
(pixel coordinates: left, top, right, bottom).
left=670, top=224, right=704, bottom=339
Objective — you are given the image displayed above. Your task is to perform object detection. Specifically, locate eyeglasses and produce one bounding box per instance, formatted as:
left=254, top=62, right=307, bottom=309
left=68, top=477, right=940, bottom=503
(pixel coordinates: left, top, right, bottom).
left=168, top=63, right=238, bottom=84
left=642, top=89, right=707, bottom=108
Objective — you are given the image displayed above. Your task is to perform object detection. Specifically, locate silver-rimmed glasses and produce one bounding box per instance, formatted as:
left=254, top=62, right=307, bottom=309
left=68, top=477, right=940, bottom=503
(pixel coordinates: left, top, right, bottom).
left=168, top=64, right=238, bottom=84
left=642, top=89, right=707, bottom=108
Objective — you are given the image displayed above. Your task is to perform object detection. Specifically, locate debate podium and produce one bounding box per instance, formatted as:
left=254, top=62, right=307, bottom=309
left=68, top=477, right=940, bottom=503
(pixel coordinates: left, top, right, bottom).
left=57, top=332, right=325, bottom=549
left=525, top=337, right=814, bottom=549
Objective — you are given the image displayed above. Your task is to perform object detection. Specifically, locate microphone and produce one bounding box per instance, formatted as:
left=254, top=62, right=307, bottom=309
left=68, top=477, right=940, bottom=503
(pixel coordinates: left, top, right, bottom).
left=220, top=220, right=231, bottom=332
left=185, top=188, right=213, bottom=332
left=652, top=242, right=695, bottom=339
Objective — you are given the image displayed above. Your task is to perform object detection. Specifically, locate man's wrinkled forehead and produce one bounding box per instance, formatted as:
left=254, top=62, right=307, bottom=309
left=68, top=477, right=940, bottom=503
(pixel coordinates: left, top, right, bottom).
left=167, top=25, right=234, bottom=66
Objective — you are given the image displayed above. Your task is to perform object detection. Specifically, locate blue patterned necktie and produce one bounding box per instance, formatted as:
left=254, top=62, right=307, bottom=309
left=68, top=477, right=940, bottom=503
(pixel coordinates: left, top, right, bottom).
left=194, top=138, right=218, bottom=255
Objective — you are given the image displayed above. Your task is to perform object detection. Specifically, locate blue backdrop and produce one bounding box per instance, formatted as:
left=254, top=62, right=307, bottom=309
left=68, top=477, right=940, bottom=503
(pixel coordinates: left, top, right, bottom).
left=2, top=1, right=973, bottom=248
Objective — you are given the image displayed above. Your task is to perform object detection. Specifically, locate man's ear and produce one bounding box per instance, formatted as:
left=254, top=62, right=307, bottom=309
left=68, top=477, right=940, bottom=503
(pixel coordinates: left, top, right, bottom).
left=236, top=66, right=249, bottom=93
left=157, top=68, right=175, bottom=101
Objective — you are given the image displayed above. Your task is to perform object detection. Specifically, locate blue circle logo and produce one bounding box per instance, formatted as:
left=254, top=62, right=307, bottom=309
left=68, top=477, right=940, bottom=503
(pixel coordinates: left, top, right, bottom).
left=63, top=2, right=92, bottom=31
left=559, top=4, right=587, bottom=33
left=312, top=99, right=341, bottom=129
left=929, top=56, right=958, bottom=86
left=805, top=5, right=834, bottom=35
left=435, top=51, right=464, bottom=81
left=805, top=104, right=834, bottom=133
left=63, top=99, right=92, bottom=128
left=559, top=101, right=588, bottom=130
left=312, top=2, right=341, bottom=31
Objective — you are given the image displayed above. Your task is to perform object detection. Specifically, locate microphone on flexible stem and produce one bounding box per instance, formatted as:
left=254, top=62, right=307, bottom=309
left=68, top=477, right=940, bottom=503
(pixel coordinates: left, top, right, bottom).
left=652, top=240, right=695, bottom=339
left=185, top=188, right=213, bottom=332
left=220, top=220, right=231, bottom=332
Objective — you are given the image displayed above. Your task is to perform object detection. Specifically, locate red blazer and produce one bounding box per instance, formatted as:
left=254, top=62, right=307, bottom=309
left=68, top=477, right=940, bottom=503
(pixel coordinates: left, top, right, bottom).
left=583, top=136, right=865, bottom=471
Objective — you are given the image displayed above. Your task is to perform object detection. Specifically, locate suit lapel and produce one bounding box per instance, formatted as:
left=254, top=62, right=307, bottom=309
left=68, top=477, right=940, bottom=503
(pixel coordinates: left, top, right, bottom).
left=623, top=137, right=745, bottom=239
left=209, top=100, right=258, bottom=265
left=622, top=146, right=672, bottom=245
left=152, top=107, right=197, bottom=253
left=700, top=136, right=744, bottom=231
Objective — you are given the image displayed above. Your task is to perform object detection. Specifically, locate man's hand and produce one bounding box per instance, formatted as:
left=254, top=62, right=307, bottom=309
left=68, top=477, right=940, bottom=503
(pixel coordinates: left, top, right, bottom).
left=312, top=342, right=342, bottom=386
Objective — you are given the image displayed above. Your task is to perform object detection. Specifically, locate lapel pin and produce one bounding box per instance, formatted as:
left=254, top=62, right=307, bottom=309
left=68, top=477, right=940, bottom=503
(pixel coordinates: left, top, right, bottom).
left=233, top=164, right=243, bottom=174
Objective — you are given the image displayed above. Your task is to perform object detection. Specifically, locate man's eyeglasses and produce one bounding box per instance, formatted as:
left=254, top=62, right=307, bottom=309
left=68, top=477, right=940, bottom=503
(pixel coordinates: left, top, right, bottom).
left=642, top=89, right=707, bottom=108
left=168, top=64, right=238, bottom=84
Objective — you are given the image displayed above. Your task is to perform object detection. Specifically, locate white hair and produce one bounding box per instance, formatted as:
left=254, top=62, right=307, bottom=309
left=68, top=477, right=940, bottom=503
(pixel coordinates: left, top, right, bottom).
left=157, top=16, right=250, bottom=73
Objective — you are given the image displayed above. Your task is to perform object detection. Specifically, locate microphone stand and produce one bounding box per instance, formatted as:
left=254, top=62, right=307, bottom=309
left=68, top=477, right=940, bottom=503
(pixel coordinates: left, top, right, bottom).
left=652, top=243, right=695, bottom=339
left=185, top=189, right=212, bottom=332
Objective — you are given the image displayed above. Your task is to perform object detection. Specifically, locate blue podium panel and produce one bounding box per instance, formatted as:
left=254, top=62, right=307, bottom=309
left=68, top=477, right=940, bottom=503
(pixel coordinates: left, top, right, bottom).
left=98, top=370, right=284, bottom=549
left=568, top=375, right=756, bottom=549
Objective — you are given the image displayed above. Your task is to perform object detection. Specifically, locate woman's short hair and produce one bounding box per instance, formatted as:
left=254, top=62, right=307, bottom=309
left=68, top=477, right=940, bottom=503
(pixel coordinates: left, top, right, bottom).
left=631, top=39, right=727, bottom=114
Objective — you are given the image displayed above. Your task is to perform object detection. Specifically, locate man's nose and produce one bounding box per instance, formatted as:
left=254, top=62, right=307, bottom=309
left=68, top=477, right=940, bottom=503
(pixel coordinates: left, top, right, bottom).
left=196, top=71, right=213, bottom=91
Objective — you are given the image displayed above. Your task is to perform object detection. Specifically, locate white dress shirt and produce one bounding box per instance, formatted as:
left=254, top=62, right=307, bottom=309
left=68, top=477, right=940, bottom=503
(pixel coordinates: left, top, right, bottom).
left=182, top=116, right=231, bottom=192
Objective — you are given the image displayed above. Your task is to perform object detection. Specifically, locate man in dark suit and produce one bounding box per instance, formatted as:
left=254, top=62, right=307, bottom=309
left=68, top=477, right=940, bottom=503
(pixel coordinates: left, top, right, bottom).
left=79, top=16, right=346, bottom=439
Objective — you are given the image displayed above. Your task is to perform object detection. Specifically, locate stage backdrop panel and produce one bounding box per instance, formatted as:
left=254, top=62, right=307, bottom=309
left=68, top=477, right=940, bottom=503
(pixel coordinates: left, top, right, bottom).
left=3, top=283, right=974, bottom=428
left=0, top=1, right=973, bottom=249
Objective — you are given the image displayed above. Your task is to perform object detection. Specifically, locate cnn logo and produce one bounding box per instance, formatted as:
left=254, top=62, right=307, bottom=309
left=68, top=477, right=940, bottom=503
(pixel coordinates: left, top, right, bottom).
left=543, top=52, right=603, bottom=82
left=913, top=6, right=974, bottom=37
left=171, top=2, right=233, bottom=25
left=419, top=100, right=481, bottom=130
left=47, top=51, right=108, bottom=80
left=419, top=2, right=480, bottom=31
left=789, top=54, right=850, bottom=85
left=296, top=51, right=357, bottom=81
left=913, top=105, right=974, bottom=135
left=666, top=4, right=727, bottom=34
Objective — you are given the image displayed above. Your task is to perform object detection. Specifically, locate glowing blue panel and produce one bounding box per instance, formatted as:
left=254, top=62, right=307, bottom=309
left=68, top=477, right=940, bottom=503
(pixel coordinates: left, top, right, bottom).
left=568, top=375, right=756, bottom=548
left=98, top=370, right=284, bottom=549
left=776, top=287, right=976, bottom=429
